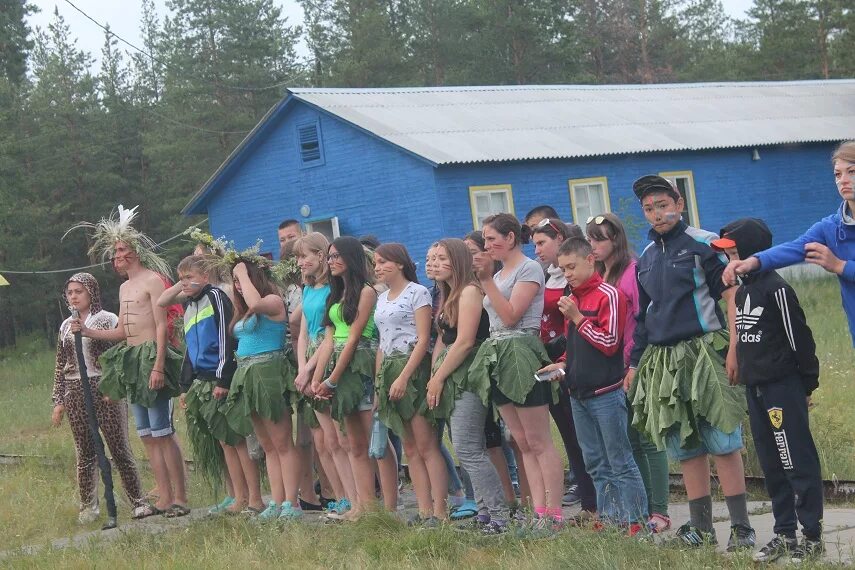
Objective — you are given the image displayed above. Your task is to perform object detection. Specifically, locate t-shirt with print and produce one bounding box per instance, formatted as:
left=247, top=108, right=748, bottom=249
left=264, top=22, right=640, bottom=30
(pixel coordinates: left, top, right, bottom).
left=375, top=281, right=432, bottom=354
left=484, top=257, right=545, bottom=333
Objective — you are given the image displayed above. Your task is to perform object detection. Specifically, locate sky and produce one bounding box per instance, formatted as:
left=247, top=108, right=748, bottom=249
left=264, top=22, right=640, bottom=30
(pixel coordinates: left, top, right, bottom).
left=28, top=0, right=757, bottom=70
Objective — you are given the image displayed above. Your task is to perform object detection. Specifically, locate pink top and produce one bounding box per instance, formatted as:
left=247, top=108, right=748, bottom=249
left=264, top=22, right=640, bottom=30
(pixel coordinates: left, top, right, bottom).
left=615, top=259, right=639, bottom=368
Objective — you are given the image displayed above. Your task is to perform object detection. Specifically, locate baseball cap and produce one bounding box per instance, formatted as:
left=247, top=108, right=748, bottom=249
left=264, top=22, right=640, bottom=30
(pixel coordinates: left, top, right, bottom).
left=632, top=175, right=680, bottom=201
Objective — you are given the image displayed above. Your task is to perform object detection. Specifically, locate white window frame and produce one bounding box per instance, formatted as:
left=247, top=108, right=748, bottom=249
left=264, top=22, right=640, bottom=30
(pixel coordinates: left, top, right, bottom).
left=568, top=177, right=611, bottom=224
left=659, top=171, right=700, bottom=227
left=305, top=216, right=340, bottom=241
left=468, top=184, right=515, bottom=230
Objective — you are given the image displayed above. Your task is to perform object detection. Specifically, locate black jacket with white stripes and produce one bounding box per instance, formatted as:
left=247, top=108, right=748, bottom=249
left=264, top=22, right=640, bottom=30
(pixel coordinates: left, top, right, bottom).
left=734, top=271, right=819, bottom=394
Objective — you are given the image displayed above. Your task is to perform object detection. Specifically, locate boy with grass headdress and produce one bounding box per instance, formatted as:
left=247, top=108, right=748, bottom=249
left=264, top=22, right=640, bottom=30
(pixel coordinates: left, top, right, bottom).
left=68, top=205, right=189, bottom=517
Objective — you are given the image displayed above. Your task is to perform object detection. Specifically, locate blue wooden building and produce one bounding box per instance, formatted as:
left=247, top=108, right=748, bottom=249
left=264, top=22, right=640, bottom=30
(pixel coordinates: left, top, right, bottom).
left=183, top=80, right=855, bottom=271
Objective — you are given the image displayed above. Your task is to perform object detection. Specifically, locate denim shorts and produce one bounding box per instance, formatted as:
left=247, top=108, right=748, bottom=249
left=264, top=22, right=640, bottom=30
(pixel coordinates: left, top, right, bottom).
left=358, top=374, right=375, bottom=412
left=665, top=418, right=743, bottom=461
left=131, top=390, right=175, bottom=438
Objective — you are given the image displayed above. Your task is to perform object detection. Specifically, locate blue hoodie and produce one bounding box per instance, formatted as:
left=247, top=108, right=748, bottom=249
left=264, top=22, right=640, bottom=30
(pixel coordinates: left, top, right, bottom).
left=754, top=202, right=855, bottom=347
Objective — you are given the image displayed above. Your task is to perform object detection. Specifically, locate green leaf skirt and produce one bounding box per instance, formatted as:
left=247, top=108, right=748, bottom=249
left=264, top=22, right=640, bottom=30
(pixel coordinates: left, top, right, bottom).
left=419, top=343, right=487, bottom=424
left=467, top=333, right=553, bottom=406
left=629, top=330, right=747, bottom=452
left=98, top=341, right=182, bottom=407
left=184, top=379, right=240, bottom=488
left=328, top=339, right=376, bottom=424
left=375, top=351, right=430, bottom=437
left=224, top=350, right=295, bottom=437
left=296, top=335, right=326, bottom=430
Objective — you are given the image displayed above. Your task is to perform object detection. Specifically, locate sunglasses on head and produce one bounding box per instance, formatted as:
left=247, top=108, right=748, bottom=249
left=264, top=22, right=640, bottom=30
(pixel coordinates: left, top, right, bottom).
left=586, top=215, right=607, bottom=225
left=535, top=218, right=562, bottom=234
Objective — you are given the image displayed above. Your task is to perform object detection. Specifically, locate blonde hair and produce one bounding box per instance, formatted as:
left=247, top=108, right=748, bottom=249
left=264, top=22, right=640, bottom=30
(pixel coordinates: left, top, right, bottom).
left=832, top=141, right=855, bottom=164
left=293, top=232, right=330, bottom=286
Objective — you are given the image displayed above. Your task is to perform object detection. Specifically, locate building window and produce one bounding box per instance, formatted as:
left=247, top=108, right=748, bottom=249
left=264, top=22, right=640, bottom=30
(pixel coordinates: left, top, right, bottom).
left=469, top=184, right=515, bottom=230
left=568, top=177, right=611, bottom=224
left=297, top=121, right=324, bottom=167
left=305, top=216, right=340, bottom=241
left=659, top=171, right=699, bottom=226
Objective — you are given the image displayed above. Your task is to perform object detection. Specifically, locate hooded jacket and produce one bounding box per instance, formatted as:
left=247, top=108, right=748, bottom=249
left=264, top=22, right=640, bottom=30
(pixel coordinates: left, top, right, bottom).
left=52, top=273, right=119, bottom=406
left=721, top=219, right=820, bottom=394
left=630, top=221, right=731, bottom=368
left=754, top=202, right=855, bottom=348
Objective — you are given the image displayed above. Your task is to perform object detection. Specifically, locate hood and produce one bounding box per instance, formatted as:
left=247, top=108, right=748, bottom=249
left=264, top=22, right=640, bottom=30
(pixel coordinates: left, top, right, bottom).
left=64, top=272, right=103, bottom=314
left=714, top=218, right=772, bottom=261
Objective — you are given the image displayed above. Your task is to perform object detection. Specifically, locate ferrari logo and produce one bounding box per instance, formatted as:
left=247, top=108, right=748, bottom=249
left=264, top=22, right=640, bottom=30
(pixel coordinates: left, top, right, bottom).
left=768, top=407, right=783, bottom=430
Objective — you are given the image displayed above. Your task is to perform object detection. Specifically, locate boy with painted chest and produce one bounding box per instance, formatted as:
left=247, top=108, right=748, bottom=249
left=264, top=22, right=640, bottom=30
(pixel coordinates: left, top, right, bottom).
left=713, top=218, right=824, bottom=564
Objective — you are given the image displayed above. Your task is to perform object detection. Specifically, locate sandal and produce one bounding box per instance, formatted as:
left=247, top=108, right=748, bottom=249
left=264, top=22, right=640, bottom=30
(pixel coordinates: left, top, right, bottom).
left=450, top=500, right=478, bottom=521
left=163, top=504, right=191, bottom=518
left=132, top=503, right=163, bottom=519
left=647, top=513, right=671, bottom=533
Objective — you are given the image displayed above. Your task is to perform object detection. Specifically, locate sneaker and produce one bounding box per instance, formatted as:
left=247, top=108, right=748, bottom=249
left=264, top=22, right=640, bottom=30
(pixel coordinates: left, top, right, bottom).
left=78, top=501, right=100, bottom=524
left=562, top=484, right=581, bottom=506
left=325, top=498, right=352, bottom=520
left=480, top=520, right=509, bottom=536
left=667, top=522, right=717, bottom=548
left=514, top=516, right=555, bottom=539
left=208, top=496, right=236, bottom=515
left=256, top=501, right=281, bottom=522
left=454, top=516, right=488, bottom=532
left=420, top=516, right=442, bottom=529
left=753, top=534, right=798, bottom=563
left=790, top=537, right=824, bottom=564
left=278, top=501, right=303, bottom=521
left=727, top=523, right=756, bottom=552
left=406, top=514, right=426, bottom=527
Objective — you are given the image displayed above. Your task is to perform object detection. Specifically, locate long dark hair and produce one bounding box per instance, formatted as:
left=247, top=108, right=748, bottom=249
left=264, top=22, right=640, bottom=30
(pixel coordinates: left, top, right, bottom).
left=586, top=213, right=634, bottom=286
left=231, top=261, right=280, bottom=332
left=530, top=218, right=583, bottom=242
left=374, top=243, right=418, bottom=284
left=324, top=236, right=372, bottom=327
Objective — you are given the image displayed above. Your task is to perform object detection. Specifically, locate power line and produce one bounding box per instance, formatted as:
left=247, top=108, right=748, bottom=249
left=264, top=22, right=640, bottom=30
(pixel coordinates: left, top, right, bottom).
left=61, top=0, right=309, bottom=93
left=0, top=218, right=208, bottom=275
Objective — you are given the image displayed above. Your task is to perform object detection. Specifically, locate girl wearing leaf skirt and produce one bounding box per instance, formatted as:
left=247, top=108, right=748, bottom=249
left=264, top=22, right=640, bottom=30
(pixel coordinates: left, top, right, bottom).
left=312, top=237, right=398, bottom=520
left=225, top=259, right=303, bottom=521
left=373, top=243, right=447, bottom=525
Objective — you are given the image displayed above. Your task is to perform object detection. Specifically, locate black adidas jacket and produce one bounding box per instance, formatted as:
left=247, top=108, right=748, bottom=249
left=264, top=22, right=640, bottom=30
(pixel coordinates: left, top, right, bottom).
left=735, top=272, right=819, bottom=394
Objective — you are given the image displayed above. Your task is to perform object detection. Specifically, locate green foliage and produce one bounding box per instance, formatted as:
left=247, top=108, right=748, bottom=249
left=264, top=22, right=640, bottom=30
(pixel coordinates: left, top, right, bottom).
left=0, top=0, right=853, bottom=346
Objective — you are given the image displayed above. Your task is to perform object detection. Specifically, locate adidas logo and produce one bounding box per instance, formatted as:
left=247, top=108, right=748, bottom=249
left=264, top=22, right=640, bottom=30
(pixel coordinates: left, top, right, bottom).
left=736, top=294, right=764, bottom=342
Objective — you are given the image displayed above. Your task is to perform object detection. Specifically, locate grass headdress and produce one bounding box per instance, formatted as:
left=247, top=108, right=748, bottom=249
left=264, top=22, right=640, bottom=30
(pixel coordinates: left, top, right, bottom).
left=65, top=205, right=172, bottom=277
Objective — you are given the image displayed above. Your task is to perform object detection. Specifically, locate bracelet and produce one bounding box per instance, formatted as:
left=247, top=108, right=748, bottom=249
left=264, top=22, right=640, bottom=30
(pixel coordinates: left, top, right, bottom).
left=152, top=369, right=164, bottom=374
left=322, top=379, right=338, bottom=390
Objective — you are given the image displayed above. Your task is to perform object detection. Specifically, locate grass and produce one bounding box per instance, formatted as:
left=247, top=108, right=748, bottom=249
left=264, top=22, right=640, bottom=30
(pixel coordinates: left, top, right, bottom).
left=0, top=275, right=852, bottom=567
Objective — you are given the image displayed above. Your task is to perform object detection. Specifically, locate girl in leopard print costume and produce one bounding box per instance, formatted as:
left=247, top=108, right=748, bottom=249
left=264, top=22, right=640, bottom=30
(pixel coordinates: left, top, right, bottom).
left=52, top=272, right=147, bottom=523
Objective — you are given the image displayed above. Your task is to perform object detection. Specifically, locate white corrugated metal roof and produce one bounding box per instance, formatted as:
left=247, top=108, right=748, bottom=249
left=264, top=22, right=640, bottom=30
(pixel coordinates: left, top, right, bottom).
left=289, top=81, right=855, bottom=164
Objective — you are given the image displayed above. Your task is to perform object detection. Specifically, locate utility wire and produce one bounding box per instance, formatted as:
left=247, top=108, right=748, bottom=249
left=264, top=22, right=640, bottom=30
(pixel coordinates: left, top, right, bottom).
left=0, top=218, right=207, bottom=275
left=61, top=0, right=309, bottom=93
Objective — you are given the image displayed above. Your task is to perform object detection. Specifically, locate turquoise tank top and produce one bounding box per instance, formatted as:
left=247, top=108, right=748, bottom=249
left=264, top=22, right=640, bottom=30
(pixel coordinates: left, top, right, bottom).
left=234, top=314, right=286, bottom=357
left=302, top=284, right=331, bottom=342
left=329, top=302, right=376, bottom=342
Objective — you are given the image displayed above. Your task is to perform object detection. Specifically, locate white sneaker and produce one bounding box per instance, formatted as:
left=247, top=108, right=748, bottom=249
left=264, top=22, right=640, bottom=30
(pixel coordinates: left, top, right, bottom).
left=78, top=501, right=100, bottom=524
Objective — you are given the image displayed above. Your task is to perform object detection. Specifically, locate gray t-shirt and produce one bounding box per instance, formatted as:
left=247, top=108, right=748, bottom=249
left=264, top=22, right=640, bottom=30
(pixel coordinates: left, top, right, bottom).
left=375, top=281, right=432, bottom=354
left=484, top=257, right=545, bottom=333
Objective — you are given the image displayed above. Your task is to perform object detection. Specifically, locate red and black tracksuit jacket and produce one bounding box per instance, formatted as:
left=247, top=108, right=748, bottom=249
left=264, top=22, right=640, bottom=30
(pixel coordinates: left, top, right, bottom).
left=564, top=272, right=627, bottom=400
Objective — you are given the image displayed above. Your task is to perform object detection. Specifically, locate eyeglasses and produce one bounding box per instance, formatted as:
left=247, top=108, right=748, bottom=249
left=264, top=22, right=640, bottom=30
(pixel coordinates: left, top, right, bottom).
left=535, top=218, right=562, bottom=234
left=586, top=215, right=607, bottom=225
left=327, top=253, right=341, bottom=262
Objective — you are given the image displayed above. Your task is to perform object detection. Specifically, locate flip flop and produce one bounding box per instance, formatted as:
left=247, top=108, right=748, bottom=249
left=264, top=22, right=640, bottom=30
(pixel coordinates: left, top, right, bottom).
left=131, top=503, right=164, bottom=519
left=450, top=500, right=478, bottom=521
left=163, top=504, right=191, bottom=518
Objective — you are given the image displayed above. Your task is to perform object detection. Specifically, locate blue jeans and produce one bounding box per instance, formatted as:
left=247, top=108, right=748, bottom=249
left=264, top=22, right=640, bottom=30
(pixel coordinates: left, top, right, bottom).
left=571, top=389, right=648, bottom=524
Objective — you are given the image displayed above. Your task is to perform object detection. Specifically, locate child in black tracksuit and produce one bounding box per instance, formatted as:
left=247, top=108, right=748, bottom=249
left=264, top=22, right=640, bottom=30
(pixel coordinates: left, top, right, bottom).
left=712, top=218, right=823, bottom=564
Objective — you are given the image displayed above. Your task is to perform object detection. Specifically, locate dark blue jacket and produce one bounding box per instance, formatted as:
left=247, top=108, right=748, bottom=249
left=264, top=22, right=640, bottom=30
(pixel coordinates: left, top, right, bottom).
left=754, top=202, right=855, bottom=347
left=630, top=221, right=731, bottom=367
left=181, top=285, right=236, bottom=390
